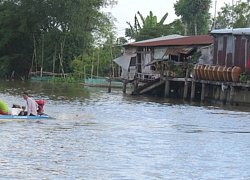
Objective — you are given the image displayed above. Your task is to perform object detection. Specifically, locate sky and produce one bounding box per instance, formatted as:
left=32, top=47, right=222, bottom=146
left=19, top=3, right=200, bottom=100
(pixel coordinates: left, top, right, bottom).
left=103, top=0, right=244, bottom=38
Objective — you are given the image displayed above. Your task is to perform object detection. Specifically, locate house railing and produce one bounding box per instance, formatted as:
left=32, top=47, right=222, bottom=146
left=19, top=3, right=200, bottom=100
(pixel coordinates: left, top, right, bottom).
left=135, top=72, right=160, bottom=81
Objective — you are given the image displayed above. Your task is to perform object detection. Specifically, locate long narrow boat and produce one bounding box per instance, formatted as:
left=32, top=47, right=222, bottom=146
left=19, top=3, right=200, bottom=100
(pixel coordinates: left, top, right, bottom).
left=0, top=114, right=54, bottom=120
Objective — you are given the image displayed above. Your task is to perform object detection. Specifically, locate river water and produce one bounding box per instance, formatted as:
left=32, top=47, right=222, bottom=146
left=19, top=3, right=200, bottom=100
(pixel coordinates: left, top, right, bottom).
left=0, top=79, right=250, bottom=180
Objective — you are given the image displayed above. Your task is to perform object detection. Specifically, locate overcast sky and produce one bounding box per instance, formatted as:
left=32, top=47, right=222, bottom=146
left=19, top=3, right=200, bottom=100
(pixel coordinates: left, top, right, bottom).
left=103, top=0, right=244, bottom=37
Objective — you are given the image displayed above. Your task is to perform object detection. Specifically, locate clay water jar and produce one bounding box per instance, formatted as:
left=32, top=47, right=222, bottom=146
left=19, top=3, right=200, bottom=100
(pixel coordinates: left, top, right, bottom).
left=195, top=65, right=201, bottom=79
left=227, top=67, right=233, bottom=82
left=212, top=65, right=219, bottom=81
left=204, top=65, right=210, bottom=80
left=217, top=66, right=224, bottom=81
left=222, top=66, right=228, bottom=81
left=208, top=65, right=214, bottom=81
left=194, top=65, right=199, bottom=79
left=199, top=65, right=206, bottom=80
left=231, top=66, right=243, bottom=82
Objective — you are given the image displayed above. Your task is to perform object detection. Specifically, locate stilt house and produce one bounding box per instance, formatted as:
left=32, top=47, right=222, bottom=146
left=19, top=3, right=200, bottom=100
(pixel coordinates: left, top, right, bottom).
left=113, top=34, right=213, bottom=94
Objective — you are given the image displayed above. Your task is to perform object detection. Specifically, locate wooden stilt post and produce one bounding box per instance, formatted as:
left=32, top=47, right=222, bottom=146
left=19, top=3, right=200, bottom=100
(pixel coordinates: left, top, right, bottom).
left=191, top=80, right=196, bottom=102
left=183, top=81, right=188, bottom=101
left=132, top=79, right=138, bottom=94
left=222, top=88, right=228, bottom=105
left=123, top=80, right=127, bottom=94
left=164, top=78, right=170, bottom=98
left=201, top=83, right=205, bottom=103
left=108, top=80, right=111, bottom=93
left=229, top=85, right=235, bottom=105
left=183, top=68, right=189, bottom=101
left=132, top=81, right=135, bottom=94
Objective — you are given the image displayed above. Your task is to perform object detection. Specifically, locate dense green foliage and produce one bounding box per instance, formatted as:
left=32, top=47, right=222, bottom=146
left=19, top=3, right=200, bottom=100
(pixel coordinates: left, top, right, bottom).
left=69, top=36, right=123, bottom=80
left=125, top=0, right=250, bottom=41
left=125, top=11, right=184, bottom=41
left=125, top=0, right=212, bottom=41
left=213, top=0, right=250, bottom=29
left=2, top=0, right=250, bottom=80
left=174, top=0, right=212, bottom=35
left=0, top=0, right=120, bottom=78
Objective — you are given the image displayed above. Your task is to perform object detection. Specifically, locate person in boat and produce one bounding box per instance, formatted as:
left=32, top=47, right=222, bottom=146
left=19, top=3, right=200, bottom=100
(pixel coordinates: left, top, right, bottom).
left=0, top=100, right=8, bottom=115
left=11, top=104, right=24, bottom=116
left=19, top=106, right=26, bottom=116
left=22, top=92, right=38, bottom=116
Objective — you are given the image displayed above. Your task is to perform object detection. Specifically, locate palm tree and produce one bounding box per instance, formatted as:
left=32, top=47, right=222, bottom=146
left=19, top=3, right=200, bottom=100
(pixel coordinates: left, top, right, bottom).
left=125, top=11, right=169, bottom=41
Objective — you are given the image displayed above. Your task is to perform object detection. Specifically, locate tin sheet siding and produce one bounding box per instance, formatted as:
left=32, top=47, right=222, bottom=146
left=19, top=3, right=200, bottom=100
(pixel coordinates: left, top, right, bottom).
left=248, top=40, right=250, bottom=58
left=247, top=41, right=250, bottom=73
left=213, top=34, right=247, bottom=68
left=234, top=36, right=246, bottom=67
left=213, top=37, right=218, bottom=65
left=217, top=36, right=224, bottom=65
left=245, top=38, right=250, bottom=69
left=218, top=50, right=223, bottom=65
left=226, top=36, right=234, bottom=67
left=226, top=53, right=233, bottom=67
left=222, top=36, right=227, bottom=64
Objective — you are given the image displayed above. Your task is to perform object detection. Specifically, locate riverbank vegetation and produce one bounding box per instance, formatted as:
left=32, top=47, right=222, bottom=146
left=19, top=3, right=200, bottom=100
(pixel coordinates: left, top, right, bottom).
left=0, top=0, right=122, bottom=79
left=0, top=0, right=249, bottom=80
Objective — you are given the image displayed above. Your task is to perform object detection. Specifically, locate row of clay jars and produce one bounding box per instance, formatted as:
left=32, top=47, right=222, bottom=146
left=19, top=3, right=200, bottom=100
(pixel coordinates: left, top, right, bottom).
left=194, top=65, right=243, bottom=82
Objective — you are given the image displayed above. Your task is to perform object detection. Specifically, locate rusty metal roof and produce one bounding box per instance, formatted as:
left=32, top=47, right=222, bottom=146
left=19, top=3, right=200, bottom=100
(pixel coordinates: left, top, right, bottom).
left=125, top=35, right=213, bottom=47
left=164, top=46, right=195, bottom=56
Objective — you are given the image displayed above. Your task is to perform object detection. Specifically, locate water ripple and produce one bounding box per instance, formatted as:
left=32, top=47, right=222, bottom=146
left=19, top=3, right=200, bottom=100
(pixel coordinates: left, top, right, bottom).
left=0, top=80, right=250, bottom=179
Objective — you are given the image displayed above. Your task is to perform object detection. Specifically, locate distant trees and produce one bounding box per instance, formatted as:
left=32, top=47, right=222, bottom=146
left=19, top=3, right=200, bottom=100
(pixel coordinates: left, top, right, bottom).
left=174, top=0, right=212, bottom=35
left=2, top=0, right=250, bottom=79
left=213, top=0, right=250, bottom=29
left=124, top=0, right=212, bottom=41
left=125, top=11, right=184, bottom=41
left=124, top=0, right=249, bottom=41
left=0, top=0, right=119, bottom=78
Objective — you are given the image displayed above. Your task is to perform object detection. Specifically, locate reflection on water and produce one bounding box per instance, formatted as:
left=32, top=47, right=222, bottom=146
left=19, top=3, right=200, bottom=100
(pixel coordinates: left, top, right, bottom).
left=0, top=79, right=250, bottom=179
left=1, top=79, right=90, bottom=101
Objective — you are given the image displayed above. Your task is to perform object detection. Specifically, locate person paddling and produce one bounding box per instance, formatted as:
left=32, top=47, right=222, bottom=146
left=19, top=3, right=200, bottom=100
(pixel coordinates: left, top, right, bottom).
left=0, top=100, right=8, bottom=115
left=22, top=92, right=38, bottom=116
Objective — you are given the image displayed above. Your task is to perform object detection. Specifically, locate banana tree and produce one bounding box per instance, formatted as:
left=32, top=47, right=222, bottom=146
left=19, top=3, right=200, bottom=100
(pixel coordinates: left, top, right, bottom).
left=125, top=11, right=169, bottom=41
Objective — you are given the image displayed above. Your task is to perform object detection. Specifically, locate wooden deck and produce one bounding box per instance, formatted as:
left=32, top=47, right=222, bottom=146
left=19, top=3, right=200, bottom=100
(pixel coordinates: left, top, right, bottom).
left=108, top=75, right=250, bottom=106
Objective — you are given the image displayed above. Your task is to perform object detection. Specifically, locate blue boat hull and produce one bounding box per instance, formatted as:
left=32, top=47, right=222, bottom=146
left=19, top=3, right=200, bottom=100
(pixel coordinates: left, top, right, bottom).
left=0, top=114, right=53, bottom=120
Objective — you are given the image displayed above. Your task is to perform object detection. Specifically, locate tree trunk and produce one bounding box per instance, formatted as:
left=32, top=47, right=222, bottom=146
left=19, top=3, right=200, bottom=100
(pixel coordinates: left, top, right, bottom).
left=184, top=22, right=188, bottom=36
left=194, top=21, right=197, bottom=35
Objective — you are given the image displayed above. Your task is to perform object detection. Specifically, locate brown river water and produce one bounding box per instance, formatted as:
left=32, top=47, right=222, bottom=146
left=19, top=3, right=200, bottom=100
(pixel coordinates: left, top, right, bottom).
left=0, top=79, right=250, bottom=179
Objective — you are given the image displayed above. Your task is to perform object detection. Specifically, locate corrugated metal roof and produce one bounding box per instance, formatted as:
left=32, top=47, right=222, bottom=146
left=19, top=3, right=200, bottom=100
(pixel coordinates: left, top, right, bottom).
left=130, top=34, right=186, bottom=44
left=144, top=59, right=163, bottom=66
left=233, top=28, right=250, bottom=35
left=211, top=28, right=250, bottom=35
left=125, top=35, right=213, bottom=47
left=164, top=46, right=195, bottom=56
left=210, top=29, right=233, bottom=34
